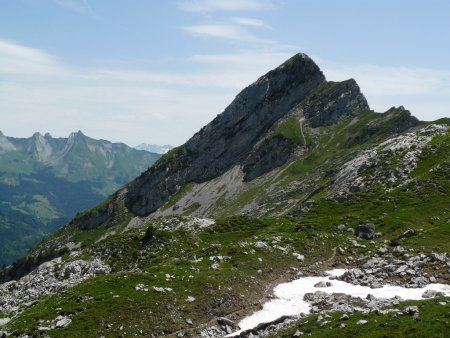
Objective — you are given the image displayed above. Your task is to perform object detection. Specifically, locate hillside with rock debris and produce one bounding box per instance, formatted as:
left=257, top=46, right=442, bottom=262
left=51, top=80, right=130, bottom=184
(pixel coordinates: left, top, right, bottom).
left=0, top=53, right=449, bottom=338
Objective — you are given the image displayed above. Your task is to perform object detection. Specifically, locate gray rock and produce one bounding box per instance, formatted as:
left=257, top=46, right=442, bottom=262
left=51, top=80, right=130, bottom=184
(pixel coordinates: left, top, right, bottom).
left=340, top=314, right=349, bottom=321
left=0, top=257, right=110, bottom=316
left=395, top=265, right=408, bottom=274
left=337, top=224, right=347, bottom=231
left=217, top=317, right=237, bottom=329
left=356, top=319, right=368, bottom=325
left=314, top=281, right=331, bottom=288
left=210, top=263, right=220, bottom=270
left=430, top=252, right=446, bottom=262
left=377, top=247, right=388, bottom=255
left=393, top=246, right=405, bottom=253
left=293, top=330, right=303, bottom=337
left=355, top=223, right=375, bottom=240
left=186, top=296, right=196, bottom=302
left=55, top=316, right=72, bottom=328
left=422, top=289, right=444, bottom=299
left=293, top=253, right=305, bottom=262
left=403, top=306, right=419, bottom=315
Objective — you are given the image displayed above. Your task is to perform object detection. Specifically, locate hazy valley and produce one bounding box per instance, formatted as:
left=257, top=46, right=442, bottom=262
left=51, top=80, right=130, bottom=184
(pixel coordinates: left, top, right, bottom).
left=0, top=131, right=160, bottom=267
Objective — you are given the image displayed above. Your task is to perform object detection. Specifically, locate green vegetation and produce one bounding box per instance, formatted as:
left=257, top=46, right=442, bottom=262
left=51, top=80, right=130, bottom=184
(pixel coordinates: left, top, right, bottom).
left=277, top=298, right=450, bottom=337
left=2, top=109, right=449, bottom=337
left=0, top=133, right=160, bottom=267
left=5, top=214, right=341, bottom=337
left=274, top=117, right=305, bottom=145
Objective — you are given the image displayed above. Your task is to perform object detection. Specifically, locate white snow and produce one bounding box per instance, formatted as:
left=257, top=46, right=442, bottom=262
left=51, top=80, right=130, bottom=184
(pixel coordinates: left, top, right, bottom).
left=230, top=269, right=450, bottom=336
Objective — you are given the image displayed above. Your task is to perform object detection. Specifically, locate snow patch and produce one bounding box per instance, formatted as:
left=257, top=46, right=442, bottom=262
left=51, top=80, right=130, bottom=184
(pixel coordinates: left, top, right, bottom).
left=230, top=268, right=450, bottom=335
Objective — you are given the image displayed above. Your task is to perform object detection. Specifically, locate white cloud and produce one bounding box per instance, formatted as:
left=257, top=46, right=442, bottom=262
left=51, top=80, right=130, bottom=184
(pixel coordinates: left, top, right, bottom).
left=0, top=39, right=68, bottom=76
left=182, top=24, right=249, bottom=41
left=0, top=39, right=449, bottom=147
left=52, top=0, right=94, bottom=16
left=178, top=0, right=273, bottom=12
left=319, top=59, right=450, bottom=120
left=231, top=17, right=267, bottom=27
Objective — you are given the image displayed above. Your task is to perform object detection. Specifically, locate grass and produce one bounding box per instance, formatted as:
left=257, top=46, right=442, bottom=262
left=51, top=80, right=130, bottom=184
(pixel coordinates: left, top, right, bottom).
left=2, top=113, right=449, bottom=336
left=276, top=298, right=450, bottom=338
left=273, top=117, right=305, bottom=145
left=4, top=215, right=342, bottom=337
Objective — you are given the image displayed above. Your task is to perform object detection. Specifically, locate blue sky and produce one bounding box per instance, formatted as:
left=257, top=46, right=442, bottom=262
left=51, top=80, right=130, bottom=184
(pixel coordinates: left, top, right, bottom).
left=1, top=0, right=449, bottom=146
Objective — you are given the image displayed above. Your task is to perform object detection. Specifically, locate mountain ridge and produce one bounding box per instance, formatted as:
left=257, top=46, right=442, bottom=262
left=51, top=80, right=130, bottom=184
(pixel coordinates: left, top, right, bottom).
left=134, top=143, right=174, bottom=154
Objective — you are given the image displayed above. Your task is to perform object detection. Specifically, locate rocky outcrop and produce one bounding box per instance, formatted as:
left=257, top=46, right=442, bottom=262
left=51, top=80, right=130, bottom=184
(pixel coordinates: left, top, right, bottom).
left=332, top=124, right=448, bottom=196
left=338, top=247, right=450, bottom=289
left=0, top=256, right=110, bottom=316
left=300, top=79, right=369, bottom=127
left=347, top=106, right=420, bottom=146
left=242, top=135, right=297, bottom=182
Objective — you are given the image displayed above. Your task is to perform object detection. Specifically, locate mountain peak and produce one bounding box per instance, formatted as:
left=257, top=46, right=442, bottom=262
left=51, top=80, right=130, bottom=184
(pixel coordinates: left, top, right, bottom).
left=68, top=130, right=86, bottom=140
left=251, top=53, right=325, bottom=102
left=125, top=54, right=339, bottom=216
left=273, top=53, right=320, bottom=75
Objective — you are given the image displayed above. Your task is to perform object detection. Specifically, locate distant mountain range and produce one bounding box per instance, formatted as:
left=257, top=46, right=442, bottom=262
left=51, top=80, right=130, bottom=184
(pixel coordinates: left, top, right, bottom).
left=134, top=143, right=173, bottom=154
left=0, top=130, right=161, bottom=266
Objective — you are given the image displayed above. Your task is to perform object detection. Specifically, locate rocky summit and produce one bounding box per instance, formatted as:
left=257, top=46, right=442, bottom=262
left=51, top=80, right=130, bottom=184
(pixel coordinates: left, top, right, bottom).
left=0, top=53, right=449, bottom=338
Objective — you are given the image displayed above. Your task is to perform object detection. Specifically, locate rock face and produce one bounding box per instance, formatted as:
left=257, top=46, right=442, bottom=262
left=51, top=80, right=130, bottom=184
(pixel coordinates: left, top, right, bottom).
left=125, top=54, right=326, bottom=216
left=300, top=79, right=368, bottom=127
left=332, top=123, right=448, bottom=197
left=0, top=257, right=110, bottom=316
left=121, top=54, right=368, bottom=218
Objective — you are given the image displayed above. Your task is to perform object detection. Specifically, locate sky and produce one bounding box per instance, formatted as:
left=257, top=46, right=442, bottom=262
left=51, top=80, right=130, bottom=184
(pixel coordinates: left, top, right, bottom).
left=0, top=0, right=449, bottom=146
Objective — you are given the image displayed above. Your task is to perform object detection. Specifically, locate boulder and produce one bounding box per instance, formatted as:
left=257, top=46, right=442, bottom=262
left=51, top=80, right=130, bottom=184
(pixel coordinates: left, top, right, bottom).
left=293, top=253, right=305, bottom=262
left=337, top=224, right=347, bottom=231
left=217, top=317, right=238, bottom=329
left=430, top=252, right=446, bottom=262
left=422, top=290, right=445, bottom=299
left=55, top=316, right=72, bottom=328
left=355, top=223, right=375, bottom=240
left=403, top=306, right=419, bottom=315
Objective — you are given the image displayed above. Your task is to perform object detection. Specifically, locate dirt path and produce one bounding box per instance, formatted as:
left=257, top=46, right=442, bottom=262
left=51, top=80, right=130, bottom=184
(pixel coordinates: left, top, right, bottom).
left=161, top=247, right=341, bottom=338
left=299, top=117, right=307, bottom=146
